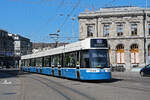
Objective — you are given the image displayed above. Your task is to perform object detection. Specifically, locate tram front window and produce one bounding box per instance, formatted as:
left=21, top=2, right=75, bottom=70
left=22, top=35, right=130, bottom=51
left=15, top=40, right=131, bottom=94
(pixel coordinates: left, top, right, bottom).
left=90, top=49, right=108, bottom=68
left=81, top=49, right=108, bottom=68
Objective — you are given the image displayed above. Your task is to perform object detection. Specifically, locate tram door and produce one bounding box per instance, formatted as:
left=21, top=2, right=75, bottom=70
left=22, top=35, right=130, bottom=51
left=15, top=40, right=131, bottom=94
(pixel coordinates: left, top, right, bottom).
left=76, top=67, right=80, bottom=80
left=58, top=54, right=62, bottom=77
left=51, top=56, right=55, bottom=76
left=58, top=66, right=61, bottom=76
left=52, top=55, right=62, bottom=76
left=76, top=51, right=80, bottom=80
left=52, top=67, right=54, bottom=76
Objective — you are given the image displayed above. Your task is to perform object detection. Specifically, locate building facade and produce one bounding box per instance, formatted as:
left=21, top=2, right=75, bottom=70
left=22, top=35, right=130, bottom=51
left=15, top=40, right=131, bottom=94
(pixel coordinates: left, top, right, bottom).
left=0, top=29, right=14, bottom=68
left=78, top=7, right=150, bottom=71
left=12, top=34, right=32, bottom=56
left=12, top=34, right=32, bottom=67
left=0, top=29, right=32, bottom=68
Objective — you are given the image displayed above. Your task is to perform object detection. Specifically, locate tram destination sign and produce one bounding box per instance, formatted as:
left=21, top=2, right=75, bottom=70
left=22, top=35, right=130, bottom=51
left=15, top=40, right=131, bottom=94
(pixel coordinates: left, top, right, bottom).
left=91, top=39, right=107, bottom=48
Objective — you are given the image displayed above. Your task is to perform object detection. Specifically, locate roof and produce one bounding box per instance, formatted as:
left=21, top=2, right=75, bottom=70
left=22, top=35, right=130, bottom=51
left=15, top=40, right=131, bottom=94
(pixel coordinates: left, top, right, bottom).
left=78, top=7, right=150, bottom=18
left=21, top=37, right=108, bottom=59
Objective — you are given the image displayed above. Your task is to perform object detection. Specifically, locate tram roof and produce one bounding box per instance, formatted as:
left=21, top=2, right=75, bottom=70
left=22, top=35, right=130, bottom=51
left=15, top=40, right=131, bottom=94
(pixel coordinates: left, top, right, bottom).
left=21, top=38, right=108, bottom=60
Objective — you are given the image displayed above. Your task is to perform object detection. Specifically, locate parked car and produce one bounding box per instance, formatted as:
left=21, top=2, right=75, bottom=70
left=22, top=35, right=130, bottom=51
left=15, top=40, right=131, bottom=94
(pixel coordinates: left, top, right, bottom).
left=140, top=64, right=150, bottom=76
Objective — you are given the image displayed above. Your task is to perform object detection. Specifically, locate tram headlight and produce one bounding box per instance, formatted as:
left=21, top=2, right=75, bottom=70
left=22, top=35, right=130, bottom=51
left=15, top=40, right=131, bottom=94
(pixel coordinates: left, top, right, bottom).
left=104, top=68, right=111, bottom=72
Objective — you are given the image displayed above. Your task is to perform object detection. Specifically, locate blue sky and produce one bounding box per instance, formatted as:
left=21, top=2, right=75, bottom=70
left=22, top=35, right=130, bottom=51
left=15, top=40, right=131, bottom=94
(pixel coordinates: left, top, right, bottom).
left=0, top=0, right=149, bottom=43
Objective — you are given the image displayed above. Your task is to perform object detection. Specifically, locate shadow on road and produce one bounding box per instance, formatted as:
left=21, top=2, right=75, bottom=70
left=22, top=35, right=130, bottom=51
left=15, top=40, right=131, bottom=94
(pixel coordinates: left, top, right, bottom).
left=0, top=69, right=30, bottom=79
left=79, top=78, right=123, bottom=83
left=61, top=77, right=123, bottom=83
left=0, top=70, right=18, bottom=78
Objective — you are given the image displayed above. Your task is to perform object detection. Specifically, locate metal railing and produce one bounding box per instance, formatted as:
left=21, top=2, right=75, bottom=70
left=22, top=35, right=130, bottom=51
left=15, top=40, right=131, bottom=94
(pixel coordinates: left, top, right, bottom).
left=111, top=65, right=126, bottom=72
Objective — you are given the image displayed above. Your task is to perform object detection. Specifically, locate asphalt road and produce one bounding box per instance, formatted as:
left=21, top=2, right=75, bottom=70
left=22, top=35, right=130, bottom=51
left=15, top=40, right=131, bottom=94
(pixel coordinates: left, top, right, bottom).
left=0, top=71, right=150, bottom=100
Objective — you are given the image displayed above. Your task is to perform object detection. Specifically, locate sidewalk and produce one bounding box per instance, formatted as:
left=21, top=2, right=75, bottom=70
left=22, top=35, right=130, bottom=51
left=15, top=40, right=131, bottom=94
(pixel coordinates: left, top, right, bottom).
left=111, top=72, right=141, bottom=80
left=0, top=72, right=21, bottom=100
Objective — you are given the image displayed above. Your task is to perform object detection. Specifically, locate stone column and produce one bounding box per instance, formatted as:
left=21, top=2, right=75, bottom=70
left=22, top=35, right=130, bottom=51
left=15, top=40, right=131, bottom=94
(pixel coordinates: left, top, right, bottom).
left=124, top=45, right=131, bottom=70
left=108, top=40, right=116, bottom=66
left=124, top=21, right=130, bottom=36
left=98, top=22, right=103, bottom=37
left=110, top=21, right=116, bottom=37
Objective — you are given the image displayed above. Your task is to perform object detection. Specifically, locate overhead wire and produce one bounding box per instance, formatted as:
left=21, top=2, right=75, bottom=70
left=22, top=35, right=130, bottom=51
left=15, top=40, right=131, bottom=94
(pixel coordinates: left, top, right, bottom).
left=7, top=0, right=81, bottom=43
left=58, top=0, right=80, bottom=31
left=56, top=0, right=81, bottom=43
left=33, top=0, right=65, bottom=39
left=44, top=0, right=65, bottom=24
left=104, top=0, right=117, bottom=7
left=11, top=0, right=66, bottom=42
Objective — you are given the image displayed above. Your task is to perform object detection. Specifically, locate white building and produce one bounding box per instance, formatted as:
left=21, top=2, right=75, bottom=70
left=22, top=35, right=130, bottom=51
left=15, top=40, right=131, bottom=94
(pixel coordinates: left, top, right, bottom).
left=78, top=6, right=150, bottom=71
left=12, top=34, right=32, bottom=56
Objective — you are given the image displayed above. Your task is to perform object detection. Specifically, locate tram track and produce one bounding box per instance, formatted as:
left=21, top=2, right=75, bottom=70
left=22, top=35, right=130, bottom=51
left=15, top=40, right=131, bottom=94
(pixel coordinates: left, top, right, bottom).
left=28, top=76, right=71, bottom=100
left=19, top=72, right=150, bottom=100
left=21, top=74, right=94, bottom=100
left=99, top=78, right=150, bottom=93
left=19, top=75, right=70, bottom=100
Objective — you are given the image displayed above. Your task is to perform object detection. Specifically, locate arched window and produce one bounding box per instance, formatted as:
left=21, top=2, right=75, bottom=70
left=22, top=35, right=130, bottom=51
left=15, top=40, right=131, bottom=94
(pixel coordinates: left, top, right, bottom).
left=109, top=45, right=111, bottom=54
left=130, top=44, right=139, bottom=64
left=148, top=45, right=150, bottom=56
left=116, top=44, right=125, bottom=64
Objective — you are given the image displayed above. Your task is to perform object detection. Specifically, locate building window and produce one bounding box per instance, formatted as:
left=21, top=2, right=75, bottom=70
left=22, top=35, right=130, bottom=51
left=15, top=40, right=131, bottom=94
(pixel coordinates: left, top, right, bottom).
left=103, top=25, right=110, bottom=37
left=109, top=46, right=111, bottom=54
left=148, top=24, right=150, bottom=35
left=109, top=46, right=111, bottom=62
left=116, top=44, right=125, bottom=64
left=131, top=23, right=137, bottom=36
left=130, top=44, right=139, bottom=64
left=148, top=45, right=150, bottom=56
left=87, top=25, right=94, bottom=37
left=117, top=24, right=123, bottom=36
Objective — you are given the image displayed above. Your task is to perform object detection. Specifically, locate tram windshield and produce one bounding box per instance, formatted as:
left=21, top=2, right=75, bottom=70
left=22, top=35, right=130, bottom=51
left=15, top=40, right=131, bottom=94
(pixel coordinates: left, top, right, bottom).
left=81, top=49, right=109, bottom=68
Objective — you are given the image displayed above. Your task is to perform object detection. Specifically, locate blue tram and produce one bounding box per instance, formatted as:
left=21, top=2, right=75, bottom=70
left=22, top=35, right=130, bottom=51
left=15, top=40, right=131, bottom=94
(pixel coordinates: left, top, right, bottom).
left=21, top=38, right=111, bottom=80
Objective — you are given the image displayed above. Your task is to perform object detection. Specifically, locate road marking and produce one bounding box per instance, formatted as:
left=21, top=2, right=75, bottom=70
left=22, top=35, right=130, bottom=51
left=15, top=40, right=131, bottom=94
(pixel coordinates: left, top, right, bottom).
left=1, top=80, right=12, bottom=84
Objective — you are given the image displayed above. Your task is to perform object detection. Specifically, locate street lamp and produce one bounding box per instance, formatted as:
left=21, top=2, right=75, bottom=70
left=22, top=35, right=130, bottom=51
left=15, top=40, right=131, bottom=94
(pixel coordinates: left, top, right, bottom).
left=49, top=33, right=59, bottom=48
left=72, top=17, right=75, bottom=43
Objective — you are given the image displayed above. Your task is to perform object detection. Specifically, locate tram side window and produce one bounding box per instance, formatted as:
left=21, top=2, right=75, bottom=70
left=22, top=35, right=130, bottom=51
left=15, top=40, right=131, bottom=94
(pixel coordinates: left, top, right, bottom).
left=44, top=56, right=51, bottom=67
left=71, top=52, right=76, bottom=68
left=36, top=58, right=42, bottom=67
left=64, top=53, right=69, bottom=67
left=76, top=51, right=80, bottom=67
left=21, top=60, right=22, bottom=66
left=24, top=60, right=27, bottom=67
left=25, top=59, right=30, bottom=67
left=51, top=55, right=56, bottom=67
left=31, top=59, right=36, bottom=67
left=21, top=60, right=25, bottom=66
left=58, top=54, right=62, bottom=67
left=29, top=59, right=31, bottom=67
left=24, top=60, right=26, bottom=66
left=80, top=50, right=90, bottom=68
left=64, top=52, right=76, bottom=68
left=27, top=60, right=30, bottom=67
left=51, top=55, right=62, bottom=67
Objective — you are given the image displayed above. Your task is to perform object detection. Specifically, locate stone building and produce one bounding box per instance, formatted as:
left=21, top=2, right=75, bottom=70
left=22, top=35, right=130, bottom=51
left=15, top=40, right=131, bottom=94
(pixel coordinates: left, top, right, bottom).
left=78, top=7, right=150, bottom=71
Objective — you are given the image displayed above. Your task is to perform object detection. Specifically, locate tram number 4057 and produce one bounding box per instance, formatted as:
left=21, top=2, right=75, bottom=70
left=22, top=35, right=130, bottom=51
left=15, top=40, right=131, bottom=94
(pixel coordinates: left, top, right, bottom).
left=86, top=69, right=100, bottom=72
